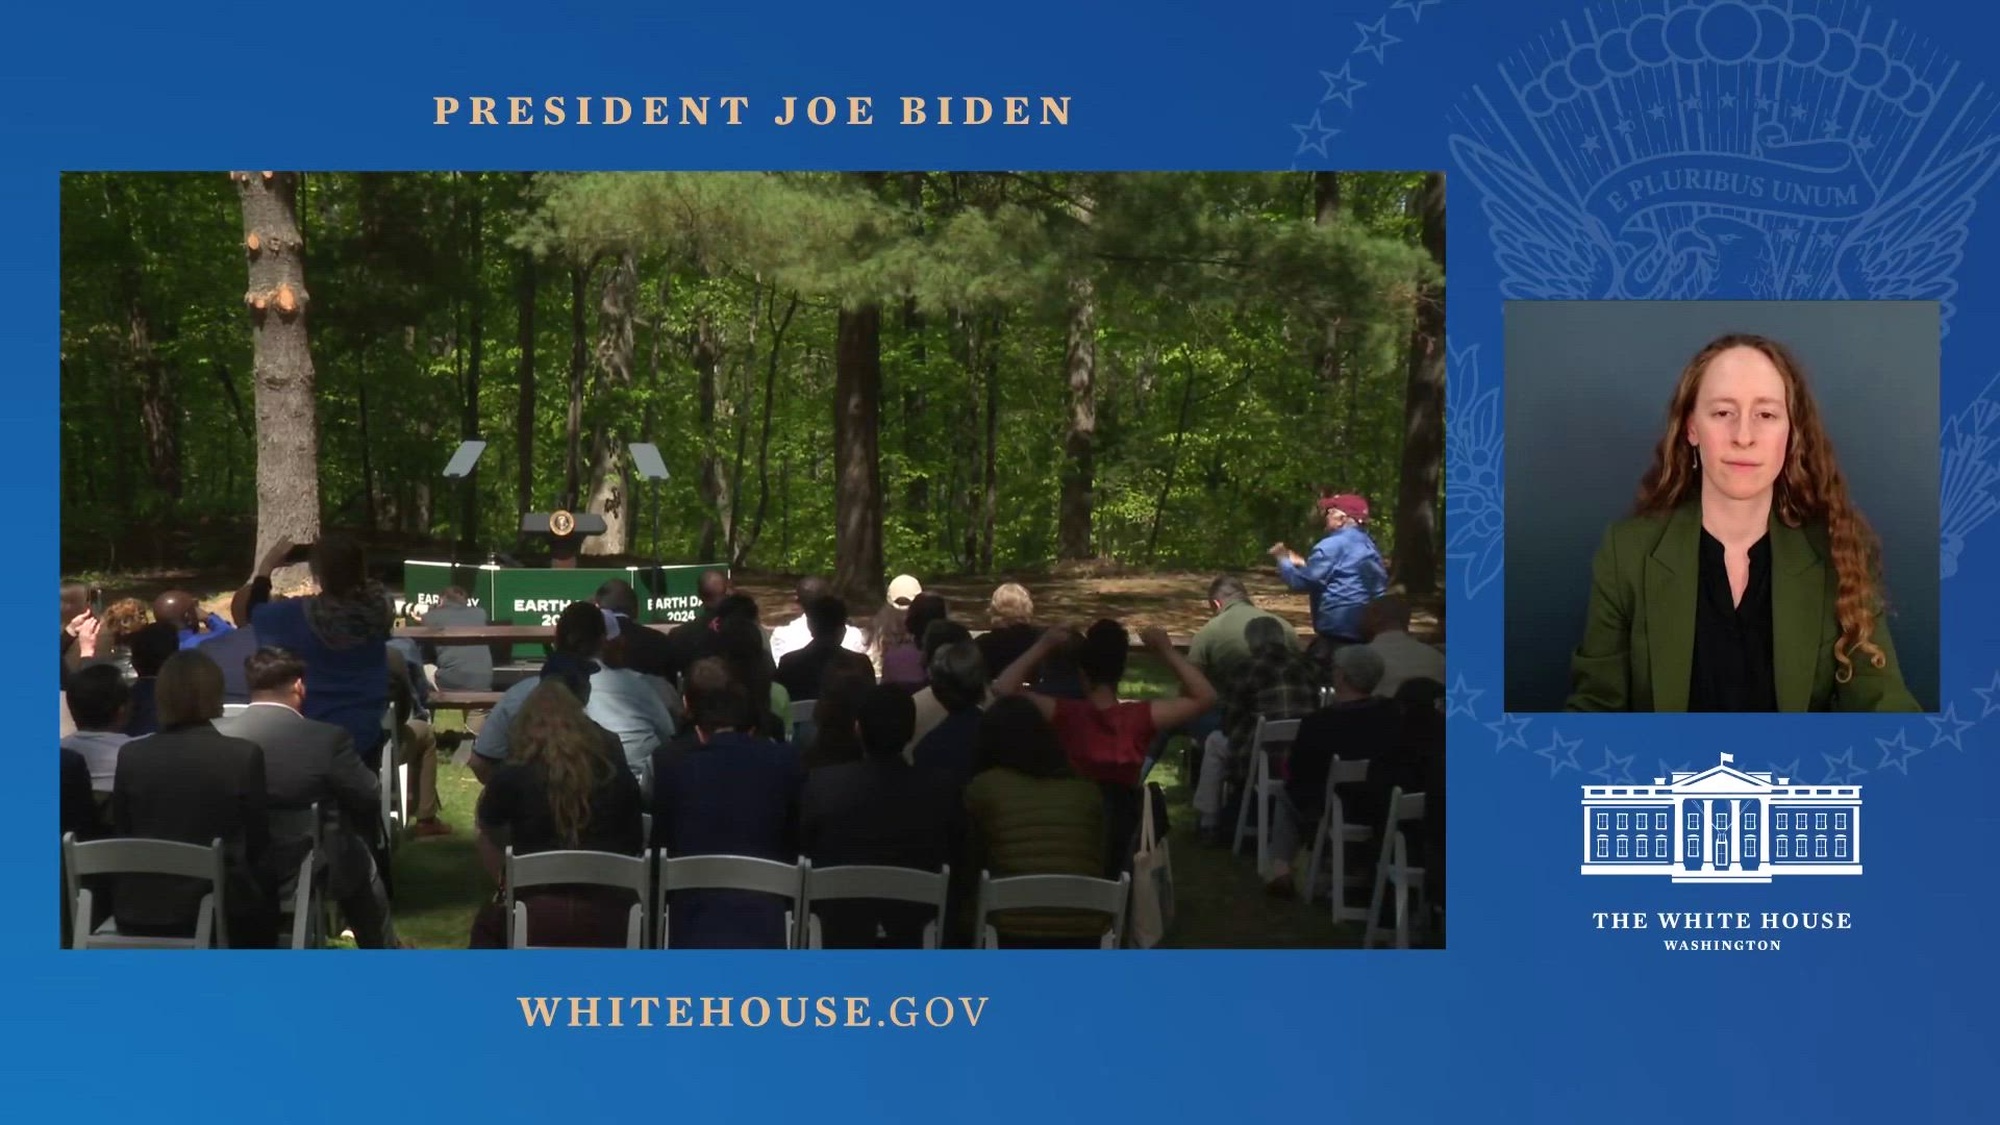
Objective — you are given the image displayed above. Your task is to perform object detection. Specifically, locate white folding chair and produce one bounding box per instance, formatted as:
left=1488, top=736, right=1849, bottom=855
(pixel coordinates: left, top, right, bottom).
left=801, top=864, right=951, bottom=949
left=655, top=853, right=809, bottom=949
left=379, top=703, right=410, bottom=848
left=1302, top=758, right=1376, bottom=923
left=63, top=833, right=228, bottom=949
left=1231, top=717, right=1302, bottom=877
left=1364, top=787, right=1428, bottom=949
left=788, top=698, right=818, bottom=745
left=269, top=803, right=326, bottom=949
left=506, top=847, right=650, bottom=949
left=973, top=871, right=1131, bottom=949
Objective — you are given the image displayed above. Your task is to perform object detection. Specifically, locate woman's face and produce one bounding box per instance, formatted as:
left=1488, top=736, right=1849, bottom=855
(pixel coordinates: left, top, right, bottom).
left=1686, top=345, right=1791, bottom=503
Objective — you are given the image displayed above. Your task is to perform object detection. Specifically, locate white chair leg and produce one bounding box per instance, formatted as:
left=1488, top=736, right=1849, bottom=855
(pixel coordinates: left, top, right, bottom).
left=1364, top=848, right=1390, bottom=949
left=1302, top=810, right=1330, bottom=903
left=1232, top=749, right=1260, bottom=857
left=1254, top=780, right=1271, bottom=878
left=1394, top=875, right=1409, bottom=950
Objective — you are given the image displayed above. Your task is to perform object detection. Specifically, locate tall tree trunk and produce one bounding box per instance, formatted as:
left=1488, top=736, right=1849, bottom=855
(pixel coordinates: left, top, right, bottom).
left=358, top=359, right=376, bottom=532
left=514, top=247, right=537, bottom=540
left=234, top=171, right=321, bottom=583
left=834, top=301, right=885, bottom=603
left=461, top=178, right=485, bottom=554
left=981, top=314, right=1000, bottom=573
left=693, top=303, right=722, bottom=562
left=583, top=250, right=635, bottom=556
left=902, top=172, right=930, bottom=535
left=1394, top=172, right=1446, bottom=596
left=1146, top=360, right=1199, bottom=559
left=564, top=262, right=590, bottom=511
left=740, top=288, right=796, bottom=564
left=1312, top=172, right=1344, bottom=389
left=106, top=180, right=182, bottom=501
left=1058, top=251, right=1098, bottom=559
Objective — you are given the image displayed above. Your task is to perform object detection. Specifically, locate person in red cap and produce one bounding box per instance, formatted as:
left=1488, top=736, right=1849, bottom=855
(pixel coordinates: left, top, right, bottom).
left=1269, top=493, right=1389, bottom=666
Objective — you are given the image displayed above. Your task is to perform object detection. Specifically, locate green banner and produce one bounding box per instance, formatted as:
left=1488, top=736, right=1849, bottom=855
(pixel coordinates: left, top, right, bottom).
left=405, top=560, right=726, bottom=661
left=398, top=561, right=500, bottom=619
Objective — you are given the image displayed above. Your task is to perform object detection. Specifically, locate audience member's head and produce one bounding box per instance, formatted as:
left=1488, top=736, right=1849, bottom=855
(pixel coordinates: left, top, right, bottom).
left=228, top=583, right=258, bottom=628
left=1332, top=644, right=1387, bottom=699
left=1364, top=594, right=1412, bottom=639
left=793, top=576, right=833, bottom=614
left=713, top=593, right=761, bottom=626
left=440, top=585, right=470, bottom=607
left=155, top=650, right=225, bottom=729
left=598, top=608, right=630, bottom=670
left=989, top=582, right=1034, bottom=628
left=855, top=685, right=917, bottom=760
left=809, top=660, right=875, bottom=766
left=871, top=602, right=912, bottom=651
left=805, top=595, right=850, bottom=645
left=152, top=589, right=199, bottom=630
left=1075, top=619, right=1130, bottom=690
left=929, top=641, right=988, bottom=712
left=552, top=601, right=608, bottom=659
left=129, top=622, right=181, bottom=679
left=594, top=578, right=639, bottom=619
left=684, top=656, right=751, bottom=734
left=711, top=616, right=775, bottom=728
left=886, top=574, right=923, bottom=610
left=244, top=646, right=307, bottom=707
left=310, top=534, right=369, bottom=600
left=973, top=696, right=1071, bottom=778
left=101, top=598, right=151, bottom=647
left=921, top=619, right=973, bottom=663
left=1393, top=676, right=1446, bottom=715
left=61, top=582, right=90, bottom=626
left=696, top=568, right=732, bottom=609
left=1244, top=614, right=1291, bottom=655
left=905, top=593, right=949, bottom=648
left=66, top=664, right=130, bottom=732
left=1206, top=574, right=1249, bottom=613
left=510, top=680, right=610, bottom=842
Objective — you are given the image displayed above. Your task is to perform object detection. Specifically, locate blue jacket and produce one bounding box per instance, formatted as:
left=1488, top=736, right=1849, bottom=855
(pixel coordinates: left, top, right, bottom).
left=179, top=615, right=235, bottom=651
left=1279, top=525, right=1388, bottom=641
left=251, top=598, right=390, bottom=767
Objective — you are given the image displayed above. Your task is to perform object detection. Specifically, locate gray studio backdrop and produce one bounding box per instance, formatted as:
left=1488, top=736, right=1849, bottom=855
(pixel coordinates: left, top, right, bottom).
left=1503, top=301, right=1939, bottom=713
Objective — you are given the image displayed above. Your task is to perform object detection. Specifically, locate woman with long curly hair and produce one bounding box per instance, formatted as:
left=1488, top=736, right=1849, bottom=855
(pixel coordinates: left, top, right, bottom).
left=1566, top=334, right=1918, bottom=712
left=469, top=679, right=644, bottom=947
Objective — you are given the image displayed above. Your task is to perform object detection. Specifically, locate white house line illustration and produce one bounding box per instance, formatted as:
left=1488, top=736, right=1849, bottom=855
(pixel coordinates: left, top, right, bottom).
left=1580, top=753, right=1861, bottom=883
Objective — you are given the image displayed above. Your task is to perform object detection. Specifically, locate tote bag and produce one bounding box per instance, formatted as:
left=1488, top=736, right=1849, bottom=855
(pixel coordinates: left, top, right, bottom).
left=1128, top=782, right=1175, bottom=948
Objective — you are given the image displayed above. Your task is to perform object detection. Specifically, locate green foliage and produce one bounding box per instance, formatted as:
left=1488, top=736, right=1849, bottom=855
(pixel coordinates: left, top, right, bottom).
left=61, top=171, right=1438, bottom=578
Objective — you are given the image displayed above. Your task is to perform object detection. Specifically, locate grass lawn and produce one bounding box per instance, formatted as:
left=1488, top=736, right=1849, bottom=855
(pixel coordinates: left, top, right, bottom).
left=379, top=655, right=1369, bottom=949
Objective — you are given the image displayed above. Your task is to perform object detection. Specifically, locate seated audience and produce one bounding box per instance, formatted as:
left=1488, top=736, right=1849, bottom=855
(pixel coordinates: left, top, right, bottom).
left=111, top=651, right=284, bottom=947
left=217, top=647, right=400, bottom=948
left=777, top=595, right=876, bottom=703
left=904, top=593, right=950, bottom=658
left=977, top=583, right=1081, bottom=697
left=648, top=658, right=805, bottom=948
left=469, top=679, right=646, bottom=948
left=712, top=612, right=791, bottom=740
left=196, top=583, right=262, bottom=703
left=909, top=641, right=990, bottom=789
left=61, top=664, right=132, bottom=799
left=122, top=622, right=181, bottom=737
left=61, top=747, right=99, bottom=842
left=93, top=597, right=154, bottom=681
left=419, top=585, right=495, bottom=692
left=1193, top=615, right=1325, bottom=843
left=660, top=568, right=732, bottom=685
left=472, top=602, right=614, bottom=782
left=769, top=576, right=867, bottom=664
left=595, top=578, right=675, bottom=684
left=1364, top=595, right=1445, bottom=699
left=801, top=661, right=874, bottom=770
left=155, top=588, right=234, bottom=650
left=1172, top=575, right=1298, bottom=752
left=587, top=609, right=679, bottom=783
left=906, top=619, right=976, bottom=752
left=962, top=697, right=1109, bottom=947
left=1273, top=645, right=1403, bottom=895
left=60, top=581, right=95, bottom=682
left=385, top=644, right=451, bottom=837
left=249, top=535, right=394, bottom=770
left=800, top=686, right=960, bottom=947
left=870, top=574, right=928, bottom=688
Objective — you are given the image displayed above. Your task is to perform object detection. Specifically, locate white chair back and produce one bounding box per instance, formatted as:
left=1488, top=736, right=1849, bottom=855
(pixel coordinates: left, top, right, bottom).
left=788, top=699, right=818, bottom=725
left=1303, top=757, right=1374, bottom=918
left=973, top=871, right=1131, bottom=949
left=1365, top=787, right=1429, bottom=949
left=802, top=864, right=951, bottom=949
left=63, top=833, right=227, bottom=949
left=269, top=802, right=325, bottom=949
left=1233, top=716, right=1303, bottom=875
left=655, top=853, right=809, bottom=949
left=505, top=847, right=650, bottom=949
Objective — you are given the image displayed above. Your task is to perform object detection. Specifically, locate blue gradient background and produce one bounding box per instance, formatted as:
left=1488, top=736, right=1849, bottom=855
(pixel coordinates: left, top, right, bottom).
left=8, top=1, right=1998, bottom=1121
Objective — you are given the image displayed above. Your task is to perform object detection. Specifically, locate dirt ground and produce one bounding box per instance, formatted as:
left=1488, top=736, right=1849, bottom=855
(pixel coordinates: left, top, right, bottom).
left=84, top=565, right=1444, bottom=647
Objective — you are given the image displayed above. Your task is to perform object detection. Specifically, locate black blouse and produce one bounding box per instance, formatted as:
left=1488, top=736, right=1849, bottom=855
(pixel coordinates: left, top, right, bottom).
left=1688, top=530, right=1777, bottom=712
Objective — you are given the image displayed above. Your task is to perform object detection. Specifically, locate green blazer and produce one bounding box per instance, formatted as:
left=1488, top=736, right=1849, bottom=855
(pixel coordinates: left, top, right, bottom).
left=1566, top=503, right=1919, bottom=713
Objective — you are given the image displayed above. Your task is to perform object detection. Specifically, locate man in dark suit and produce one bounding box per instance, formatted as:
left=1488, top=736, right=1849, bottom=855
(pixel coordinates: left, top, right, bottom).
left=216, top=647, right=401, bottom=948
left=776, top=596, right=876, bottom=703
left=801, top=686, right=960, bottom=947
left=595, top=577, right=675, bottom=683
left=649, top=657, right=804, bottom=948
left=658, top=569, right=733, bottom=686
left=111, top=650, right=283, bottom=947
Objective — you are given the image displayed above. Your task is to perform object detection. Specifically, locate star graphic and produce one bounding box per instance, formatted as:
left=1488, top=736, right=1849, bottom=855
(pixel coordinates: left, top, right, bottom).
left=1682, top=96, right=1700, bottom=111
left=1320, top=63, right=1367, bottom=109
left=1790, top=270, right=1811, bottom=287
left=1353, top=16, right=1402, bottom=64
left=1928, top=703, right=1977, bottom=750
left=1647, top=104, right=1667, bottom=121
left=1822, top=747, right=1866, bottom=784
left=1856, top=135, right=1876, bottom=153
left=1292, top=111, right=1339, bottom=157
left=1875, top=729, right=1922, bottom=775
left=1975, top=670, right=2000, bottom=718
left=1814, top=231, right=1837, bottom=249
left=1719, top=92, right=1737, bottom=108
left=1581, top=133, right=1603, bottom=153
left=1614, top=118, right=1635, bottom=137
left=1777, top=225, right=1800, bottom=244
left=1659, top=759, right=1693, bottom=779
left=1790, top=105, right=1808, bottom=121
left=1535, top=729, right=1584, bottom=777
left=1589, top=746, right=1636, bottom=783
left=1445, top=674, right=1484, bottom=719
left=1765, top=758, right=1801, bottom=784
left=1822, top=117, right=1842, bottom=137
left=1486, top=712, right=1533, bottom=751
left=1391, top=0, right=1440, bottom=22
left=1757, top=96, right=1776, bottom=112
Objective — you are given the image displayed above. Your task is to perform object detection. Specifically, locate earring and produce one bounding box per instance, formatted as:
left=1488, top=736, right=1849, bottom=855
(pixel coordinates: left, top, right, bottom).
left=1692, top=448, right=1701, bottom=470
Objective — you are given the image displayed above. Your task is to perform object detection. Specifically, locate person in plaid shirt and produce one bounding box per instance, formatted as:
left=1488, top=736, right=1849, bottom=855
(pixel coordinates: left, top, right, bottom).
left=1192, top=615, right=1325, bottom=842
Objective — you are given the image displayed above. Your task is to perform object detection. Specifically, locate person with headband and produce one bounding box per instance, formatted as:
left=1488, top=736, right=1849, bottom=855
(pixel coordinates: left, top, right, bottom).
left=1566, top=333, right=1918, bottom=712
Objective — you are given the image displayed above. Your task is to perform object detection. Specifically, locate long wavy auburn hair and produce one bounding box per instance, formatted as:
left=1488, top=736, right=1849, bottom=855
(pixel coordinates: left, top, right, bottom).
left=510, top=679, right=612, bottom=848
left=1633, top=333, right=1886, bottom=682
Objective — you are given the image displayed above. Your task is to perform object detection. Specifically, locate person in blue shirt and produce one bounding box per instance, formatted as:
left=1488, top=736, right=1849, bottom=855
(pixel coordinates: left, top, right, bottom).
left=154, top=589, right=235, bottom=651
left=1272, top=493, right=1389, bottom=663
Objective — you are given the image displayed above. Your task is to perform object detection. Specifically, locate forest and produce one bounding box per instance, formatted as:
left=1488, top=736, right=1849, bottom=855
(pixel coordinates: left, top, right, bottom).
left=60, top=171, right=1446, bottom=603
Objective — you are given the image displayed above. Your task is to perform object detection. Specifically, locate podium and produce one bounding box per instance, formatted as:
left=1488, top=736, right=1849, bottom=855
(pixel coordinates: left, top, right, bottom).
left=520, top=509, right=607, bottom=568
